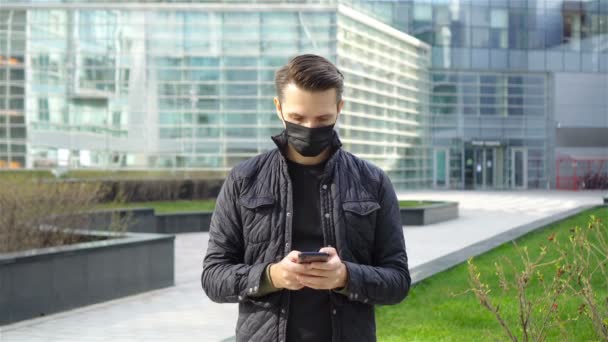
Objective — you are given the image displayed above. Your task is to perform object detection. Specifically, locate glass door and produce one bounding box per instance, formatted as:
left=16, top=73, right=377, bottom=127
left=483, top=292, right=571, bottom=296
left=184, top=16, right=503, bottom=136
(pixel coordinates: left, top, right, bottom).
left=473, top=148, right=497, bottom=189
left=511, top=148, right=527, bottom=189
left=474, top=149, right=484, bottom=188
left=485, top=148, right=494, bottom=188
left=434, top=148, right=449, bottom=188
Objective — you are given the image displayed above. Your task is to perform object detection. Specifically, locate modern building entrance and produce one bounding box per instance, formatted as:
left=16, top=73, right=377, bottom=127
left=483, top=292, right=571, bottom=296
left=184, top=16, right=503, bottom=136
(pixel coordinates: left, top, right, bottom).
left=464, top=141, right=506, bottom=189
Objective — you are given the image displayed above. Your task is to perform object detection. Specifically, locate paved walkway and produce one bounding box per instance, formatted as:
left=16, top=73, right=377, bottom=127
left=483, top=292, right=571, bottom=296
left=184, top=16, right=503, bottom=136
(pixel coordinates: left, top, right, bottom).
left=1, top=191, right=605, bottom=342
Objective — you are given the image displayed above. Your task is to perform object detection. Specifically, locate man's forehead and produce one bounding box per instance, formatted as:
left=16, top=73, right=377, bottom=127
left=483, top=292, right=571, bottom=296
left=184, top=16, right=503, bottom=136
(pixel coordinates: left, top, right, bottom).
left=281, top=101, right=338, bottom=117
left=281, top=87, right=338, bottom=117
left=283, top=83, right=336, bottom=100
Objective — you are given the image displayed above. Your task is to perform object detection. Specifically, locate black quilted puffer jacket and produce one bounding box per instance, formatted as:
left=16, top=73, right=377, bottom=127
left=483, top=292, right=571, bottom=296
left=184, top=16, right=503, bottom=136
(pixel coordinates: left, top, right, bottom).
left=201, top=130, right=411, bottom=342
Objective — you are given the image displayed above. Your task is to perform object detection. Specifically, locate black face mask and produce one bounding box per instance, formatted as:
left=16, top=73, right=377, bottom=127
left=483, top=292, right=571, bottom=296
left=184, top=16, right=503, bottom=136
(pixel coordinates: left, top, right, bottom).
left=280, top=108, right=337, bottom=157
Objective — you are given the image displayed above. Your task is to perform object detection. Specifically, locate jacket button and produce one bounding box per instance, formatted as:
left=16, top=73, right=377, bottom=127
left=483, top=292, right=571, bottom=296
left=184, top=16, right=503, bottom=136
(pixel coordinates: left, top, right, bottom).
left=354, top=293, right=358, bottom=299
left=322, top=184, right=328, bottom=190
left=281, top=309, right=286, bottom=314
left=324, top=213, right=330, bottom=219
left=286, top=212, right=291, bottom=217
left=332, top=309, right=337, bottom=315
left=238, top=295, right=243, bottom=301
left=364, top=298, right=368, bottom=303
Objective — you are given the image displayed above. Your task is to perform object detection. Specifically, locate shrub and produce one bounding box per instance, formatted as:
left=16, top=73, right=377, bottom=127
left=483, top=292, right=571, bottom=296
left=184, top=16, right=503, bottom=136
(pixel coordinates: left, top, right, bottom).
left=0, top=175, right=131, bottom=253
left=464, top=214, right=608, bottom=341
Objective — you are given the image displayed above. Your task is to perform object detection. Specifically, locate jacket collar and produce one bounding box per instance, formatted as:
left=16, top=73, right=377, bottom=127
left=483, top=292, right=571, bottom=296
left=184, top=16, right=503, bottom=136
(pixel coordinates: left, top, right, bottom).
left=271, top=129, right=343, bottom=181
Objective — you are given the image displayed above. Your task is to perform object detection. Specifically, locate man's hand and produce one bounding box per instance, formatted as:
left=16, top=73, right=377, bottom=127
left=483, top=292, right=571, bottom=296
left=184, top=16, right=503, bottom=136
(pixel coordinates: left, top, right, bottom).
left=269, top=251, right=308, bottom=290
left=296, top=247, right=348, bottom=290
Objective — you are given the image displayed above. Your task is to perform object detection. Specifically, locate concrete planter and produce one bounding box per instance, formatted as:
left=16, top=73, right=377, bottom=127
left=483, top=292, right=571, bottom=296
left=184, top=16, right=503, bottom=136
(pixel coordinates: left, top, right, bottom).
left=400, top=201, right=459, bottom=226
left=90, top=202, right=461, bottom=231
left=0, top=229, right=174, bottom=325
left=156, top=211, right=213, bottom=234
left=87, top=208, right=214, bottom=234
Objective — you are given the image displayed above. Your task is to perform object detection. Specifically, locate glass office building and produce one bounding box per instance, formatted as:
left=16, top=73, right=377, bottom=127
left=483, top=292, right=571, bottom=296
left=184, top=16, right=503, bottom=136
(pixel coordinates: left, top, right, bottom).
left=0, top=1, right=432, bottom=188
left=347, top=0, right=608, bottom=189
left=3, top=0, right=607, bottom=190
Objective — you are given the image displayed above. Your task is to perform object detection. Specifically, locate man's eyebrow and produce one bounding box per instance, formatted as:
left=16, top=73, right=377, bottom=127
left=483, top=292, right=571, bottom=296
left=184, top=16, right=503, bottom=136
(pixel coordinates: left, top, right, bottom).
left=287, top=112, right=333, bottom=117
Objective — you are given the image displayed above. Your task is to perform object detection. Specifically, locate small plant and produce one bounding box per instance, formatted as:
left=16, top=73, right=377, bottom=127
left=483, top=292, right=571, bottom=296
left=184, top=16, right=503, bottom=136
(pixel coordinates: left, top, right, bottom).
left=461, top=214, right=608, bottom=341
left=555, top=215, right=608, bottom=340
left=464, top=242, right=565, bottom=342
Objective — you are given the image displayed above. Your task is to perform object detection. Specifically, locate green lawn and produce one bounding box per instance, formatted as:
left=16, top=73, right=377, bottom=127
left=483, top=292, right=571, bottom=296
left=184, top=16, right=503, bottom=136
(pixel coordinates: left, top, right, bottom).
left=399, top=200, right=438, bottom=208
left=376, top=206, right=608, bottom=342
left=0, top=169, right=227, bottom=180
left=95, top=199, right=436, bottom=214
left=95, top=200, right=216, bottom=213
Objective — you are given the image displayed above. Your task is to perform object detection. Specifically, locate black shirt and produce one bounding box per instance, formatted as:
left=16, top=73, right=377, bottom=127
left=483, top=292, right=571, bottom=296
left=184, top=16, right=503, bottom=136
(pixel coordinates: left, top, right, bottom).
left=285, top=157, right=332, bottom=342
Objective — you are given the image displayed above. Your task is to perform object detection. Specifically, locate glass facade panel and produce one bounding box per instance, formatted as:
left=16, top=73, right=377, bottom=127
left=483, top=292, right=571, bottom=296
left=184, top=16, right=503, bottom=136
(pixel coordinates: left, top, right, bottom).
left=337, top=9, right=431, bottom=188
left=2, top=0, right=607, bottom=190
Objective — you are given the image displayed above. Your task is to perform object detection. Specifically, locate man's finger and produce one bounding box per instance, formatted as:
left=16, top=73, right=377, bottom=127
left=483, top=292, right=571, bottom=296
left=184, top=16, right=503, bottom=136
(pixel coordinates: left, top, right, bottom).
left=298, top=274, right=326, bottom=288
left=285, top=262, right=309, bottom=274
left=287, top=250, right=301, bottom=262
left=318, top=246, right=337, bottom=256
left=307, top=261, right=333, bottom=270
left=300, top=268, right=331, bottom=278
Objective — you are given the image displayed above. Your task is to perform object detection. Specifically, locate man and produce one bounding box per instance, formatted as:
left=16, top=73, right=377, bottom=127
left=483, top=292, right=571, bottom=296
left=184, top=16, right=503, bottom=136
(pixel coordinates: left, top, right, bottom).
left=201, top=54, right=410, bottom=342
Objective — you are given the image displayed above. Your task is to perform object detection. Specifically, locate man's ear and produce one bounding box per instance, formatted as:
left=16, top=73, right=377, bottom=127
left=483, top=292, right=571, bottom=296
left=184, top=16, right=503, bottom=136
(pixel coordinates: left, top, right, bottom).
left=336, top=99, right=344, bottom=121
left=338, top=99, right=344, bottom=113
left=274, top=97, right=286, bottom=127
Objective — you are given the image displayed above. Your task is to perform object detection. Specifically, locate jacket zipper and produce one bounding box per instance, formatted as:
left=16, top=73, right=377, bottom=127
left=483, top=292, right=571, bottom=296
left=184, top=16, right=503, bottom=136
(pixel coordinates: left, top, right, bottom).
left=320, top=165, right=339, bottom=342
left=279, top=149, right=339, bottom=342
left=279, top=154, right=293, bottom=342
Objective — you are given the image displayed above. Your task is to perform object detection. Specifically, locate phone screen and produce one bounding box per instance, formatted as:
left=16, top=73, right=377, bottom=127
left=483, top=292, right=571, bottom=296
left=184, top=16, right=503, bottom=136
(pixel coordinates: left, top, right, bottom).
left=298, top=252, right=330, bottom=263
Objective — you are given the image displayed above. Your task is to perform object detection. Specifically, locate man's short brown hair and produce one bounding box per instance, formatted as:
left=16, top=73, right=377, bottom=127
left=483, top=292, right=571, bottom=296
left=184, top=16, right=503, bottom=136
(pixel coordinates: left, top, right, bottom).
left=274, top=54, right=344, bottom=104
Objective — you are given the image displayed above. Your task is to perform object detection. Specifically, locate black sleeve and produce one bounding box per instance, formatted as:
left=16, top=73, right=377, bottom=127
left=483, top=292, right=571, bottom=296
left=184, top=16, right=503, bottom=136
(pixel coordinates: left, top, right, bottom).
left=201, top=170, right=274, bottom=304
left=341, top=170, right=411, bottom=305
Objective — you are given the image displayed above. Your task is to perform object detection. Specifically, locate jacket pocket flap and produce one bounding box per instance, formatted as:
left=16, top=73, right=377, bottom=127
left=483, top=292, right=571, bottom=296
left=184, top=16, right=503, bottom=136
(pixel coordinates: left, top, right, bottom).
left=342, top=201, right=381, bottom=216
left=239, top=196, right=275, bottom=209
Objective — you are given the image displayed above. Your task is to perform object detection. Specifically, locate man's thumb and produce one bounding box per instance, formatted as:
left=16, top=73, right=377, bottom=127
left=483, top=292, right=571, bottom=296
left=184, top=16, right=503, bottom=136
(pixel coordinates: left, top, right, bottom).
left=287, top=250, right=300, bottom=262
left=319, top=246, right=336, bottom=255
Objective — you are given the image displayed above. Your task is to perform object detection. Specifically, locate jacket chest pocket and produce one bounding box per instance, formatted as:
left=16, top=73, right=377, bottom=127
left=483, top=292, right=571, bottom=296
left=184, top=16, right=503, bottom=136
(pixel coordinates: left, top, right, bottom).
left=239, top=196, right=276, bottom=244
left=342, top=200, right=380, bottom=257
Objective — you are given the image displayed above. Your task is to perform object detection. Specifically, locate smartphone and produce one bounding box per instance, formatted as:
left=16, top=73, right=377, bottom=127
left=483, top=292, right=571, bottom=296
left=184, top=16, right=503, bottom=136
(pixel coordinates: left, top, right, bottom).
left=297, top=252, right=330, bottom=264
